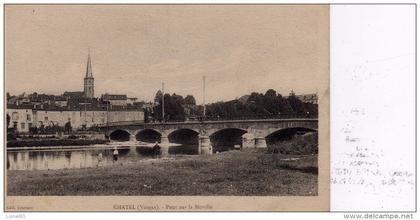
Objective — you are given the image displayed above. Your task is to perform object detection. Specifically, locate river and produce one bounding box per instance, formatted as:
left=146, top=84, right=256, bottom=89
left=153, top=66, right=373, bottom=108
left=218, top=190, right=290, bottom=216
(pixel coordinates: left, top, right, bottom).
left=6, top=141, right=194, bottom=171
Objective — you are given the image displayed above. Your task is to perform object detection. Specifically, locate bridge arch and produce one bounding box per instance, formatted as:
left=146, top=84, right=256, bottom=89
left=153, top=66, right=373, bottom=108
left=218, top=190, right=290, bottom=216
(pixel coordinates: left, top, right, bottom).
left=109, top=129, right=132, bottom=142
left=209, top=128, right=248, bottom=153
left=168, top=129, right=200, bottom=155
left=265, top=127, right=318, bottom=154
left=135, top=129, right=162, bottom=143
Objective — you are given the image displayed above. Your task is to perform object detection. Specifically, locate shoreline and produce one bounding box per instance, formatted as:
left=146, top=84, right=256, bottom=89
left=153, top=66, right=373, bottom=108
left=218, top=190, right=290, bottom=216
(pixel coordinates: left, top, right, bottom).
left=6, top=140, right=181, bottom=151
left=7, top=138, right=110, bottom=148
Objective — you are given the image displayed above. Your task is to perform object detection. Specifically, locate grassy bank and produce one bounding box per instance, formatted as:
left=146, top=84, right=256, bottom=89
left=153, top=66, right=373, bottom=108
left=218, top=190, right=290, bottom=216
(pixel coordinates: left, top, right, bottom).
left=7, top=139, right=109, bottom=148
left=7, top=150, right=318, bottom=196
left=268, top=132, right=318, bottom=155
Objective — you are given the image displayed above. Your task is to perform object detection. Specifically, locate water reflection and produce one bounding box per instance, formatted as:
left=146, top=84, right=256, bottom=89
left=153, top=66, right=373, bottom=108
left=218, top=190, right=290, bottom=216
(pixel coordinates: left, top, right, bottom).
left=7, top=147, right=133, bottom=171
left=169, top=144, right=198, bottom=155
left=7, top=142, right=198, bottom=171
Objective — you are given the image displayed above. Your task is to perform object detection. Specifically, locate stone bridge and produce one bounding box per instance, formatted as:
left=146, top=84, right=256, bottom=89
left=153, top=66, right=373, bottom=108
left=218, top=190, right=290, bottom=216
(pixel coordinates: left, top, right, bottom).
left=100, top=118, right=318, bottom=155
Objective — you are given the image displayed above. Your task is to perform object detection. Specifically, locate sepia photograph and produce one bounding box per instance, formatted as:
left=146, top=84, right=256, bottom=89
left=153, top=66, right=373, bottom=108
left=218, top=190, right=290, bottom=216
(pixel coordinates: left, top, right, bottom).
left=4, top=4, right=329, bottom=211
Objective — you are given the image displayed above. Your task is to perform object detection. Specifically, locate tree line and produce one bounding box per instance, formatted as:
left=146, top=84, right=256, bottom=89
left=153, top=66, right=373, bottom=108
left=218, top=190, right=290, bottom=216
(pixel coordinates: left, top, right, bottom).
left=206, top=89, right=317, bottom=119
left=147, top=89, right=317, bottom=122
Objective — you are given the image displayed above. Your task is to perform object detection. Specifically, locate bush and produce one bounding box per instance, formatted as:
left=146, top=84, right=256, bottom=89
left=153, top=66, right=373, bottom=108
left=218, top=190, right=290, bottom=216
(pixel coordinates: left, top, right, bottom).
left=268, top=132, right=318, bottom=155
left=67, top=135, right=78, bottom=139
left=7, top=130, right=17, bottom=141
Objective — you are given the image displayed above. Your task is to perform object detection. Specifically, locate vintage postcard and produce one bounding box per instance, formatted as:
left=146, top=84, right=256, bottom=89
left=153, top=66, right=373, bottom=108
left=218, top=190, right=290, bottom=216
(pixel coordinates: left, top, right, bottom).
left=4, top=4, right=329, bottom=211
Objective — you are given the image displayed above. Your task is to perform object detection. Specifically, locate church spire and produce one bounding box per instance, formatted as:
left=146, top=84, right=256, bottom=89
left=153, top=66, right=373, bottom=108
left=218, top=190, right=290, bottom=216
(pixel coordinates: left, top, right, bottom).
left=85, top=52, right=93, bottom=78
left=84, top=51, right=94, bottom=98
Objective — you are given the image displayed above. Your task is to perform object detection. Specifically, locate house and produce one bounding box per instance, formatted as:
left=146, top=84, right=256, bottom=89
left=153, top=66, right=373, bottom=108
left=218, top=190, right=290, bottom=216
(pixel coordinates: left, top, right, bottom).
left=101, top=93, right=128, bottom=106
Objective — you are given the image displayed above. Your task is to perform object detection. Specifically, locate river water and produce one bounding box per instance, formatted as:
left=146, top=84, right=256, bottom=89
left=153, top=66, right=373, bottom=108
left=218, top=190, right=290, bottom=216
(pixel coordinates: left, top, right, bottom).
left=7, top=141, right=193, bottom=171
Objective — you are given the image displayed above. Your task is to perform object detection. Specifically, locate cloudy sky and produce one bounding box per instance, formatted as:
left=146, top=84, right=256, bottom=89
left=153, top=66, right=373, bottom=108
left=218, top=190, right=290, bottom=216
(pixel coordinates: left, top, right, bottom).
left=5, top=5, right=328, bottom=103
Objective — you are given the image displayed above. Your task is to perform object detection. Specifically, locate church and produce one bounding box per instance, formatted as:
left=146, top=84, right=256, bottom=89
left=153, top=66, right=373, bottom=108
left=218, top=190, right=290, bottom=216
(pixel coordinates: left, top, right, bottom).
left=63, top=53, right=95, bottom=99
left=63, top=53, right=135, bottom=108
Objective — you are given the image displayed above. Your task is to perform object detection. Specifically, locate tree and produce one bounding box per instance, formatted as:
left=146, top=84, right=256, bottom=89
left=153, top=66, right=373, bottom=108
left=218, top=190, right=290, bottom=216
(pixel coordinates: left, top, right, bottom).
left=39, top=124, right=45, bottom=134
left=247, top=92, right=268, bottom=116
left=152, top=92, right=186, bottom=121
left=164, top=93, right=185, bottom=121
left=6, top=113, right=10, bottom=128
left=148, top=89, right=316, bottom=121
left=184, top=95, right=196, bottom=105
left=263, top=89, right=280, bottom=115
left=29, top=126, right=38, bottom=134
left=154, top=90, right=163, bottom=104
left=287, top=93, right=305, bottom=114
left=278, top=94, right=293, bottom=115
left=153, top=90, right=163, bottom=121
left=264, top=89, right=277, bottom=98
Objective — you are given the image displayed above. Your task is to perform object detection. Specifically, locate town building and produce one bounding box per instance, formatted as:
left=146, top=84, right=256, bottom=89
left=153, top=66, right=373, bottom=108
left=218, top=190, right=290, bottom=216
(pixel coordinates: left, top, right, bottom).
left=54, top=96, right=68, bottom=107
left=6, top=52, right=145, bottom=133
left=287, top=90, right=318, bottom=105
left=296, top=93, right=318, bottom=104
left=101, top=93, right=128, bottom=106
left=127, top=97, right=138, bottom=105
left=6, top=107, right=144, bottom=133
left=8, top=108, right=34, bottom=133
left=63, top=91, right=85, bottom=99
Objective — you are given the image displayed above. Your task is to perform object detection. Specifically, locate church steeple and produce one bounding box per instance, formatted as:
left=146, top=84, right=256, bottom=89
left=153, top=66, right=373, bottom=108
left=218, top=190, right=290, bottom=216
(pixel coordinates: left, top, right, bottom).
left=84, top=52, right=94, bottom=98
left=86, top=53, right=93, bottom=78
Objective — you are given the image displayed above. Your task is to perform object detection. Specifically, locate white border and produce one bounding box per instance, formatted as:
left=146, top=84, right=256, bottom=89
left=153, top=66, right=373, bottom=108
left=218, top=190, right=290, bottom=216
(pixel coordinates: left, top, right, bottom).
left=331, top=4, right=416, bottom=211
left=1, top=1, right=418, bottom=219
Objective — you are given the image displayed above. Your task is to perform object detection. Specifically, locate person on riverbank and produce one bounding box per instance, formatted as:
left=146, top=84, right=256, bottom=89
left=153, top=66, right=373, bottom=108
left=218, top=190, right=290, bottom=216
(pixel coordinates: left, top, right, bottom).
left=96, top=152, right=103, bottom=167
left=113, top=148, right=119, bottom=163
left=152, top=141, right=161, bottom=158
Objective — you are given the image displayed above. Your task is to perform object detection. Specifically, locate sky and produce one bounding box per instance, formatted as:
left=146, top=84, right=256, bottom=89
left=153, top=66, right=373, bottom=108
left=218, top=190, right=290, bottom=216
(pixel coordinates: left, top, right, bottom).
left=5, top=5, right=329, bottom=103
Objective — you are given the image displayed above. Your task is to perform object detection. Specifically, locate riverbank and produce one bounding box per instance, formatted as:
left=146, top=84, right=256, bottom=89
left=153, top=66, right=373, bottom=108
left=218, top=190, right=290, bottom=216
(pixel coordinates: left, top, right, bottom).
left=7, top=150, right=318, bottom=196
left=7, top=138, right=109, bottom=148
